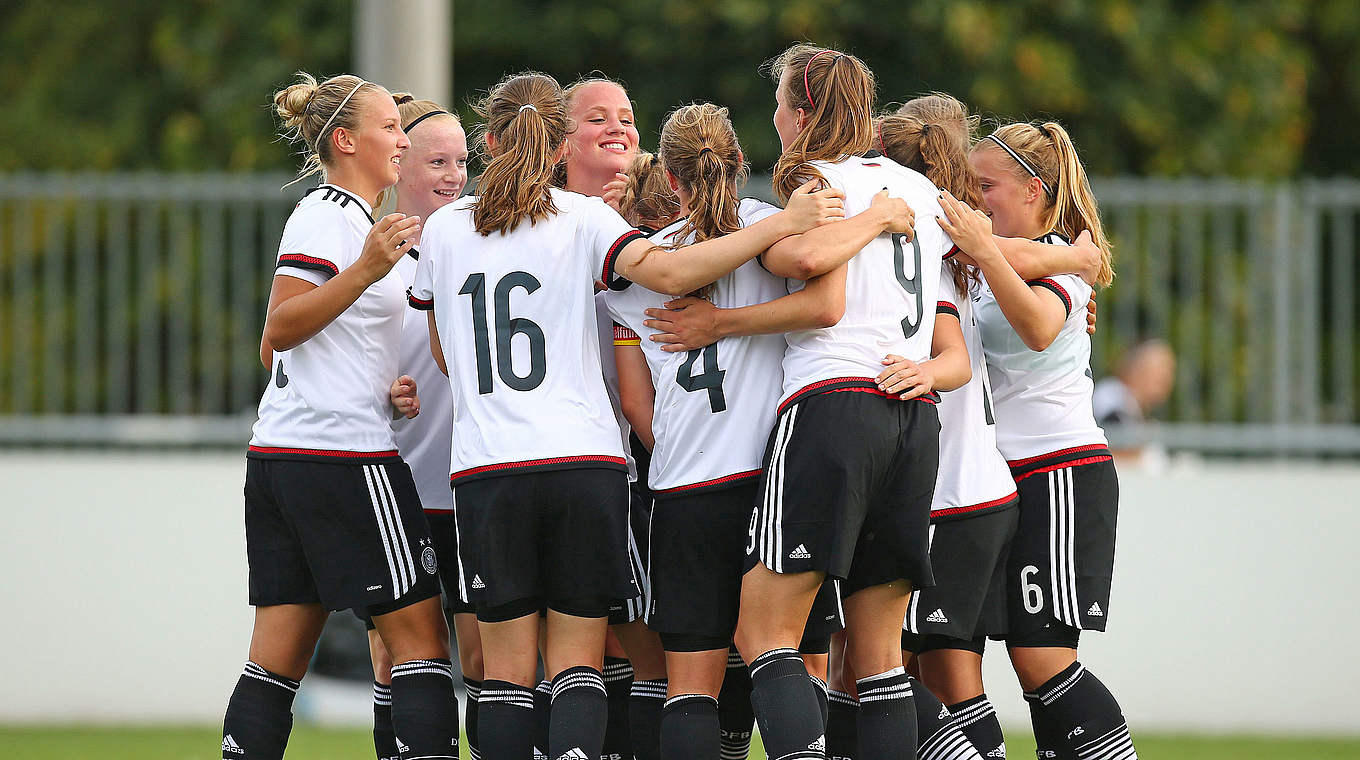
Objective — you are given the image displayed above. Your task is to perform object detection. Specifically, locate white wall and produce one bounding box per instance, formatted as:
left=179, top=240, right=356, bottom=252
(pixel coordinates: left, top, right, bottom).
left=1, top=452, right=1357, bottom=734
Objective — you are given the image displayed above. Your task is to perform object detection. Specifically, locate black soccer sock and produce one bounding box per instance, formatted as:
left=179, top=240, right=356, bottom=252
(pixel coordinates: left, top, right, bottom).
left=948, top=695, right=1005, bottom=760
left=1024, top=691, right=1071, bottom=760
left=826, top=690, right=859, bottom=760
left=810, top=675, right=829, bottom=733
left=629, top=678, right=667, bottom=760
left=855, top=667, right=916, bottom=760
left=221, top=661, right=299, bottom=760
left=909, top=677, right=981, bottom=760
left=372, top=681, right=398, bottom=760
left=389, top=658, right=458, bottom=760
left=660, top=694, right=720, bottom=760
left=534, top=680, right=553, bottom=760
left=464, top=678, right=482, bottom=760
left=550, top=666, right=609, bottom=760
left=718, top=649, right=754, bottom=760
left=1028, top=663, right=1137, bottom=760
left=480, top=680, right=537, bottom=760
left=603, top=658, right=634, bottom=760
left=748, top=648, right=825, bottom=760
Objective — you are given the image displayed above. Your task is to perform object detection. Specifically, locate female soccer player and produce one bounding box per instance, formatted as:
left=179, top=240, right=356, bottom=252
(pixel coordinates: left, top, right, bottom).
left=357, top=95, right=481, bottom=760
left=937, top=120, right=1138, bottom=760
left=408, top=72, right=843, bottom=760
left=606, top=102, right=916, bottom=760
left=726, top=44, right=963, bottom=760
left=225, top=73, right=456, bottom=760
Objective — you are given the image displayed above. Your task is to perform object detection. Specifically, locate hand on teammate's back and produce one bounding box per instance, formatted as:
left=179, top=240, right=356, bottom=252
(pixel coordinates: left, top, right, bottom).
left=876, top=354, right=937, bottom=400
left=1072, top=229, right=1101, bottom=285
left=783, top=179, right=846, bottom=232
left=357, top=213, right=422, bottom=284
left=389, top=374, right=420, bottom=419
left=643, top=297, right=721, bottom=353
left=871, top=190, right=916, bottom=239
left=936, top=190, right=997, bottom=261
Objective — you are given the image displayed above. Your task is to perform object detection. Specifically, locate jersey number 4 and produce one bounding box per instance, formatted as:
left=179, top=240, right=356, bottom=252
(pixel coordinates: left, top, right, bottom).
left=460, top=272, right=546, bottom=394
left=676, top=344, right=726, bottom=413
left=892, top=232, right=924, bottom=340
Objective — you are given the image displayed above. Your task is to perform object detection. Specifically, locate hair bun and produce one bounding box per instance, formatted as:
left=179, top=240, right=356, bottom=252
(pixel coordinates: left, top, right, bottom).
left=273, top=74, right=320, bottom=129
left=393, top=92, right=416, bottom=105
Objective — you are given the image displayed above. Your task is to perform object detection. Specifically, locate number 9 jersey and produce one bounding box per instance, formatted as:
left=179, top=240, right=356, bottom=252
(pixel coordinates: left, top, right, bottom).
left=778, top=155, right=954, bottom=409
left=409, top=190, right=645, bottom=485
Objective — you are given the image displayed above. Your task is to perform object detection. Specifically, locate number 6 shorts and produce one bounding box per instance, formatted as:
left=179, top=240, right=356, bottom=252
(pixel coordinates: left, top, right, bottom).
left=745, top=388, right=939, bottom=597
left=1004, top=447, right=1119, bottom=637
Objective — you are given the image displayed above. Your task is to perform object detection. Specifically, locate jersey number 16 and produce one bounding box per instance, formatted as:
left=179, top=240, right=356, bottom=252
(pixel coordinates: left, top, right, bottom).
left=460, top=271, right=547, bottom=394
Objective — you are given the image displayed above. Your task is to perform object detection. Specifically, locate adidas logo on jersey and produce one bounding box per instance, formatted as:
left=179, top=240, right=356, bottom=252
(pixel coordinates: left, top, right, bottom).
left=471, top=574, right=486, bottom=589
left=1087, top=601, right=1103, bottom=617
left=788, top=544, right=812, bottom=560
left=808, top=735, right=826, bottom=752
left=222, top=734, right=245, bottom=755
left=987, top=745, right=1007, bottom=757
left=556, top=748, right=591, bottom=760
left=927, top=608, right=949, bottom=624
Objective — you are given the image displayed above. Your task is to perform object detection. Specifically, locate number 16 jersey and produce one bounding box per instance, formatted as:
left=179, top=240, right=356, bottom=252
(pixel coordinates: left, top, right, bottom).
left=778, top=155, right=954, bottom=409
left=410, top=190, right=645, bottom=484
left=605, top=198, right=788, bottom=493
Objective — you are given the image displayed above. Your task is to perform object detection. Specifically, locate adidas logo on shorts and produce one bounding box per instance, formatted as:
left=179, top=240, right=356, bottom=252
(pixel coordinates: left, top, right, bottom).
left=808, top=735, right=826, bottom=752
left=471, top=574, right=486, bottom=589
left=938, top=704, right=949, bottom=719
left=927, top=608, right=949, bottom=624
left=222, top=734, right=245, bottom=755
left=556, top=748, right=591, bottom=760
left=534, top=748, right=548, bottom=760
left=788, top=544, right=812, bottom=560
left=987, top=745, right=1007, bottom=757
left=1087, top=602, right=1103, bottom=617
left=396, top=737, right=410, bottom=753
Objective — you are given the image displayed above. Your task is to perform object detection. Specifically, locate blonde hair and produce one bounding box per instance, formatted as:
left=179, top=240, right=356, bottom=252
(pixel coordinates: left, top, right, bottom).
left=766, top=43, right=876, bottom=202
left=975, top=121, right=1115, bottom=287
left=471, top=72, right=569, bottom=236
left=273, top=72, right=386, bottom=185
left=553, top=74, right=633, bottom=189
left=877, top=93, right=983, bottom=296
left=393, top=93, right=460, bottom=133
left=618, top=151, right=681, bottom=230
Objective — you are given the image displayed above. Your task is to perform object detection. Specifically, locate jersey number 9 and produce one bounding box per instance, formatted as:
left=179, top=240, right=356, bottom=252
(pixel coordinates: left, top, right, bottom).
left=460, top=272, right=547, bottom=394
left=892, top=232, right=924, bottom=340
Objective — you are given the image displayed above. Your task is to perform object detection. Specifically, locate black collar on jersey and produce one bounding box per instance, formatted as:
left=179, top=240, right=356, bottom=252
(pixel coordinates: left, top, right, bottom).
left=407, top=246, right=420, bottom=260
left=861, top=149, right=883, bottom=159
left=1031, top=231, right=1071, bottom=244
left=404, top=110, right=451, bottom=134
left=302, top=184, right=376, bottom=224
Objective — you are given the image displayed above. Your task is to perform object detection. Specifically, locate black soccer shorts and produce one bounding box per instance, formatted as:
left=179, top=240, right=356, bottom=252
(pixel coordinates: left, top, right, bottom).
left=902, top=502, right=1019, bottom=647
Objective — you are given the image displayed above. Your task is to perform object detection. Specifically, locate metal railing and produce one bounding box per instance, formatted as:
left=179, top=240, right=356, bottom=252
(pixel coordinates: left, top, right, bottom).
left=0, top=173, right=1356, bottom=453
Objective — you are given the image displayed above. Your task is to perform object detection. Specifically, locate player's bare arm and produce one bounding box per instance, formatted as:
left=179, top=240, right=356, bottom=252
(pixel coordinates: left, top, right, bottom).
left=760, top=190, right=915, bottom=280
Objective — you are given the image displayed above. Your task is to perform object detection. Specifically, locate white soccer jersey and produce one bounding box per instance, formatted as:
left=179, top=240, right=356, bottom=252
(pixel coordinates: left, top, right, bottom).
left=390, top=250, right=455, bottom=511
left=606, top=198, right=787, bottom=493
left=249, top=184, right=405, bottom=461
left=974, top=233, right=1108, bottom=462
left=778, top=155, right=953, bottom=410
left=410, top=189, right=645, bottom=484
left=596, top=291, right=638, bottom=482
left=931, top=267, right=1018, bottom=519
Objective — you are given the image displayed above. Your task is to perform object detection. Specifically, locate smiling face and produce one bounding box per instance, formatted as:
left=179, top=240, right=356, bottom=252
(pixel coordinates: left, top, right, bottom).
left=395, top=116, right=468, bottom=220
left=342, top=88, right=409, bottom=190
left=969, top=144, right=1044, bottom=239
left=773, top=69, right=803, bottom=152
left=565, top=81, right=639, bottom=181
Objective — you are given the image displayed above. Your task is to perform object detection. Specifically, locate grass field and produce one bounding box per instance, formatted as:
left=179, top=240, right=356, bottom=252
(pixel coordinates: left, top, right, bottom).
left=3, top=725, right=1359, bottom=759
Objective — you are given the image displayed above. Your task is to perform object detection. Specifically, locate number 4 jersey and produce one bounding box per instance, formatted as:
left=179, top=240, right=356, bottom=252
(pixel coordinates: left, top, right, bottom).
left=410, top=189, right=645, bottom=484
left=778, top=155, right=954, bottom=409
left=605, top=198, right=788, bottom=493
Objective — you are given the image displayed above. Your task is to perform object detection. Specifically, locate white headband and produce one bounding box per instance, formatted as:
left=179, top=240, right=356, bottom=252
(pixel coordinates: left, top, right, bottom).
left=316, top=79, right=368, bottom=151
left=518, top=103, right=538, bottom=113
left=985, top=133, right=1052, bottom=196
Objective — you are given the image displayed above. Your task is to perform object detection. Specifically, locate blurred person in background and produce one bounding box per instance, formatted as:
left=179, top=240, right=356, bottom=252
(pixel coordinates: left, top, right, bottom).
left=228, top=73, right=457, bottom=760
left=1093, top=339, right=1176, bottom=461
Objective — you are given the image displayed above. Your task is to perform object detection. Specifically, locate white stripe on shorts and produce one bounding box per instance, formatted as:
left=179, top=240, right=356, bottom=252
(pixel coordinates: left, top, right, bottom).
left=376, top=465, right=417, bottom=593
left=759, top=406, right=798, bottom=573
left=364, top=464, right=405, bottom=599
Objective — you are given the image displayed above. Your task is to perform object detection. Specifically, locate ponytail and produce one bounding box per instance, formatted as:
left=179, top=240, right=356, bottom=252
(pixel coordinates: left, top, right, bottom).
left=658, top=103, right=747, bottom=298
left=618, top=151, right=681, bottom=229
left=880, top=93, right=985, bottom=297
left=980, top=120, right=1115, bottom=288
left=471, top=73, right=569, bottom=236
left=766, top=44, right=876, bottom=202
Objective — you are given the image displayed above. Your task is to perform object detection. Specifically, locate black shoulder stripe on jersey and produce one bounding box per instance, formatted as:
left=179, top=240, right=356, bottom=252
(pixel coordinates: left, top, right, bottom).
left=303, top=184, right=376, bottom=224
left=1027, top=277, right=1072, bottom=317
left=277, top=253, right=339, bottom=277
left=936, top=300, right=960, bottom=319
left=407, top=246, right=420, bottom=261
left=603, top=229, right=645, bottom=291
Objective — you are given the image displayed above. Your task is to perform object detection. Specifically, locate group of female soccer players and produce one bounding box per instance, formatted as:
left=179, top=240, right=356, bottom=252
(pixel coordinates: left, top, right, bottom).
left=224, top=42, right=1137, bottom=760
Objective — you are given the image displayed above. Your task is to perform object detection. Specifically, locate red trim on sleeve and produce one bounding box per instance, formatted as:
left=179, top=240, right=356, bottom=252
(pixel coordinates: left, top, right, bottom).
left=936, top=301, right=960, bottom=319
left=943, top=245, right=960, bottom=260
left=1027, top=277, right=1072, bottom=316
left=602, top=229, right=646, bottom=288
left=277, top=254, right=340, bottom=277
